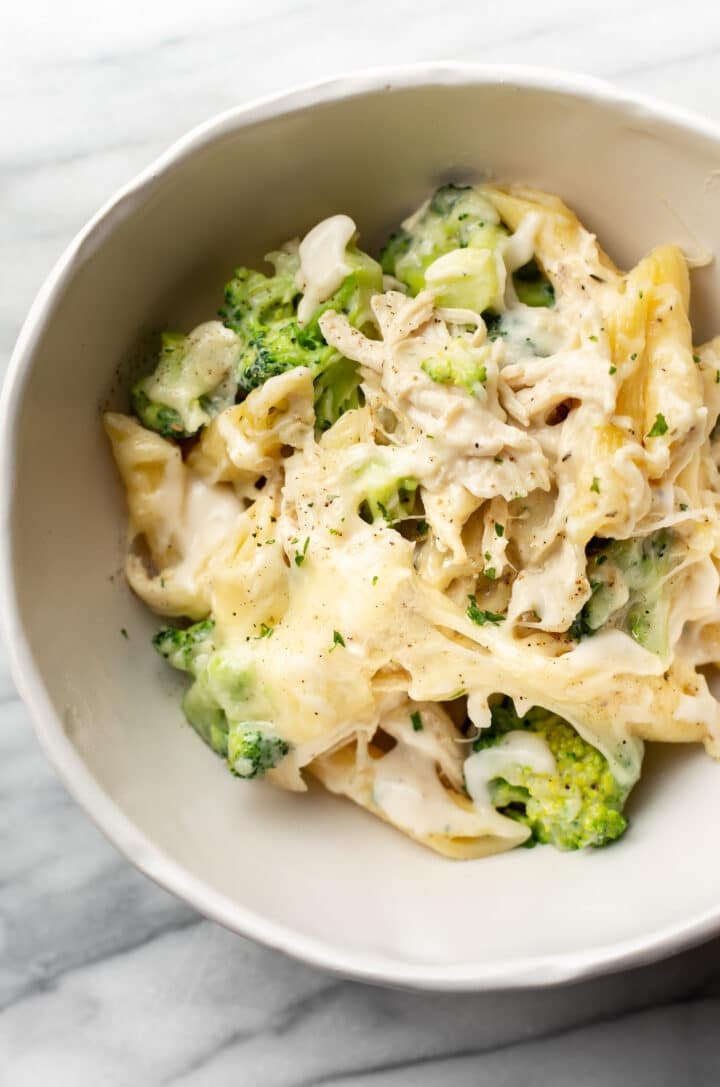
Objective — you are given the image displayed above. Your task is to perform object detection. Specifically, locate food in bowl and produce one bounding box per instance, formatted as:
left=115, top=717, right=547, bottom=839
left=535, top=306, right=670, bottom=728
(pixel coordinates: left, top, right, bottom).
left=105, top=181, right=720, bottom=860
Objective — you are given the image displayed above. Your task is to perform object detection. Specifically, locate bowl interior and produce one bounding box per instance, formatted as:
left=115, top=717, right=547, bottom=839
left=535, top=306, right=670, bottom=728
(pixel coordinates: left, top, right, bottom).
left=8, top=72, right=720, bottom=986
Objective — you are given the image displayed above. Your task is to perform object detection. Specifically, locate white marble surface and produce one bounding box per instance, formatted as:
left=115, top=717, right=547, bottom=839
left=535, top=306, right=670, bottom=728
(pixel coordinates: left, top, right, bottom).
left=4, top=1, right=720, bottom=1082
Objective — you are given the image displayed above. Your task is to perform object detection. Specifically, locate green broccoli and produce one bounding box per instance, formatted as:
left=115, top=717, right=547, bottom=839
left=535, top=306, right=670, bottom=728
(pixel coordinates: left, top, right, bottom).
left=219, top=249, right=300, bottom=333
left=313, top=356, right=364, bottom=432
left=512, top=257, right=556, bottom=307
left=132, top=325, right=240, bottom=438
left=181, top=677, right=230, bottom=758
left=381, top=184, right=506, bottom=311
left=236, top=320, right=338, bottom=395
left=421, top=340, right=488, bottom=397
left=471, top=699, right=634, bottom=850
left=355, top=457, right=418, bottom=524
left=153, top=619, right=217, bottom=675
left=220, top=254, right=334, bottom=393
left=227, top=722, right=289, bottom=779
left=220, top=243, right=381, bottom=432
left=132, top=396, right=184, bottom=440
left=308, top=245, right=383, bottom=333
left=569, top=530, right=681, bottom=655
left=153, top=620, right=289, bottom=776
left=381, top=183, right=555, bottom=314
left=153, top=620, right=228, bottom=755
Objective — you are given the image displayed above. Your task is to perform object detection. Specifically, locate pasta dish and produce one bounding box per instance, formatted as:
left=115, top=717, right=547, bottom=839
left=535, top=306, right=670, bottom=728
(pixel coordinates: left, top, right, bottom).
left=105, top=183, right=720, bottom=858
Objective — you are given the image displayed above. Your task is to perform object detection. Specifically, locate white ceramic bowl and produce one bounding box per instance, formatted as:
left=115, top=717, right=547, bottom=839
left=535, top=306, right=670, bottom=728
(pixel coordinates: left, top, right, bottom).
left=5, top=64, right=720, bottom=991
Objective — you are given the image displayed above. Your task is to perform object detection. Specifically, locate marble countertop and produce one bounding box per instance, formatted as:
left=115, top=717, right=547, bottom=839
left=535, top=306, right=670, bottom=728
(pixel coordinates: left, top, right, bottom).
left=4, top=1, right=720, bottom=1082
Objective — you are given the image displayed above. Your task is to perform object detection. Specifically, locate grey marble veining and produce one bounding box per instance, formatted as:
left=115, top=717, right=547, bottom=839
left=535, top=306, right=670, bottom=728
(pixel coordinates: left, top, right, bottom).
left=4, top=1, right=720, bottom=1083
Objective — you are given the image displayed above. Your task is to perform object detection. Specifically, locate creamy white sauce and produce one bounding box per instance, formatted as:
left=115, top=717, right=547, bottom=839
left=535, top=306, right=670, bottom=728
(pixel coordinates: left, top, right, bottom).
left=464, top=730, right=556, bottom=806
left=502, top=212, right=540, bottom=274
left=145, top=321, right=239, bottom=431
left=169, top=477, right=242, bottom=592
left=372, top=744, right=505, bottom=838
left=564, top=629, right=665, bottom=678
left=296, top=214, right=356, bottom=324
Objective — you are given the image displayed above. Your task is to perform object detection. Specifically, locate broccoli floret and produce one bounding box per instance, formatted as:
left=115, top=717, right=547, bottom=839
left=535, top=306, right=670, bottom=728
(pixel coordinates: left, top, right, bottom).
left=425, top=247, right=505, bottom=313
left=305, top=248, right=381, bottom=426
left=379, top=230, right=413, bottom=280
left=227, top=722, right=289, bottom=779
left=355, top=458, right=418, bottom=524
left=569, top=530, right=681, bottom=655
left=308, top=245, right=383, bottom=333
left=154, top=620, right=229, bottom=756
left=313, top=356, right=364, bottom=431
left=429, top=183, right=474, bottom=216
left=512, top=257, right=555, bottom=307
left=381, top=184, right=555, bottom=314
left=381, top=184, right=506, bottom=303
left=132, top=332, right=188, bottom=437
left=220, top=243, right=380, bottom=431
left=182, top=679, right=229, bottom=758
left=219, top=251, right=300, bottom=332
left=153, top=619, right=217, bottom=675
left=235, top=320, right=338, bottom=395
left=132, top=389, right=184, bottom=439
left=421, top=340, right=488, bottom=397
left=470, top=699, right=634, bottom=850
left=154, top=621, right=290, bottom=776
left=153, top=621, right=291, bottom=773
left=220, top=255, right=330, bottom=393
left=132, top=325, right=239, bottom=438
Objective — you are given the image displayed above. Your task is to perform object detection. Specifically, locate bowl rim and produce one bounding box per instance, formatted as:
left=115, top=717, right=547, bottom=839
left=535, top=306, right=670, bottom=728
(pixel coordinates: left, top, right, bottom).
left=4, top=61, right=720, bottom=991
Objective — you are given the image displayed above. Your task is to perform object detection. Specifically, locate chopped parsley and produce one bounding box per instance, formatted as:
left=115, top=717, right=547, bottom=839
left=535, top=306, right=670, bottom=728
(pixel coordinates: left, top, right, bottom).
left=484, top=567, right=496, bottom=580
left=590, top=477, right=601, bottom=494
left=467, top=595, right=505, bottom=626
left=494, top=522, right=505, bottom=538
left=609, top=365, right=617, bottom=375
left=120, top=628, right=128, bottom=639
left=680, top=503, right=689, bottom=511
left=410, top=710, right=423, bottom=732
left=693, top=354, right=701, bottom=364
left=258, top=623, right=274, bottom=639
left=647, top=413, right=669, bottom=438
left=331, top=630, right=346, bottom=649
left=294, top=537, right=310, bottom=566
